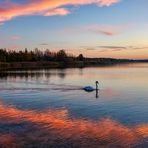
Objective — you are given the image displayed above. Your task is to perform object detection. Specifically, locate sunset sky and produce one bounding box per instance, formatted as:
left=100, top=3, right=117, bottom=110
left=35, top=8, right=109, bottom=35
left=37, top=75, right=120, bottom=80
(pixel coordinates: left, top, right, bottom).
left=0, top=0, right=148, bottom=59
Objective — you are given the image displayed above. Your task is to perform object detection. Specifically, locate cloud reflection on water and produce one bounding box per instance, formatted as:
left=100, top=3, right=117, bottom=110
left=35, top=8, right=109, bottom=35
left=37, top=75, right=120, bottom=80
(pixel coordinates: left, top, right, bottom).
left=0, top=101, right=147, bottom=148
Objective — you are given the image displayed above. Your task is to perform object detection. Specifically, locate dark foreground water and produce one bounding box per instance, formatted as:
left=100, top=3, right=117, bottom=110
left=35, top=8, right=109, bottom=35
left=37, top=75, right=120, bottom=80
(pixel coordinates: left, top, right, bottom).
left=0, top=63, right=148, bottom=148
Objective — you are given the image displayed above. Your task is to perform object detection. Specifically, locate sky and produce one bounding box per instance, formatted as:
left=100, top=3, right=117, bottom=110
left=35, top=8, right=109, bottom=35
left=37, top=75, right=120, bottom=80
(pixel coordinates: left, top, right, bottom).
left=0, top=0, right=148, bottom=59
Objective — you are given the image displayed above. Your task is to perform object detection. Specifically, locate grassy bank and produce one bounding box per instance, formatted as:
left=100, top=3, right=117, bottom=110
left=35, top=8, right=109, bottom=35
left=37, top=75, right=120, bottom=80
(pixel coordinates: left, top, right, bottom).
left=0, top=60, right=145, bottom=70
left=0, top=61, right=84, bottom=70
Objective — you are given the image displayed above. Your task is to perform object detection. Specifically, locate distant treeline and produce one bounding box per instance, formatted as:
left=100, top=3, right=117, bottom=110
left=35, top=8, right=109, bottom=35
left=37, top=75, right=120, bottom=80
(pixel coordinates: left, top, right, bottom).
left=0, top=48, right=84, bottom=62
left=0, top=48, right=148, bottom=69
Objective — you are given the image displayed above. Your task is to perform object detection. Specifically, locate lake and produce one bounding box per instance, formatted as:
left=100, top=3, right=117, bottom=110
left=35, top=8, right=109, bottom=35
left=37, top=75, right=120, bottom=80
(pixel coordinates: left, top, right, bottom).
left=0, top=63, right=148, bottom=147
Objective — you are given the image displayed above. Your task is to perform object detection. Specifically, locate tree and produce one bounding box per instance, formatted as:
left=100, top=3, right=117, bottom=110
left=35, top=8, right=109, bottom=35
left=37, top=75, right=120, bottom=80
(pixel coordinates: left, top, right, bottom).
left=0, top=49, right=7, bottom=62
left=56, top=50, right=68, bottom=62
left=77, top=54, right=84, bottom=61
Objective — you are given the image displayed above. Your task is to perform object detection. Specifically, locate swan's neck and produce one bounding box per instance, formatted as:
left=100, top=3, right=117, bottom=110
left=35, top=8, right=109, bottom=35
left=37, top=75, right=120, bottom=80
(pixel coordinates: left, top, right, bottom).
left=96, top=83, right=99, bottom=90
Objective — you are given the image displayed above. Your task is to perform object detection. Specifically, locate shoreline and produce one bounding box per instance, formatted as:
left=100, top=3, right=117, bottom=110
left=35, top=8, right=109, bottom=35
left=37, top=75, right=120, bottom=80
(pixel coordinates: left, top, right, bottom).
left=0, top=60, right=147, bottom=71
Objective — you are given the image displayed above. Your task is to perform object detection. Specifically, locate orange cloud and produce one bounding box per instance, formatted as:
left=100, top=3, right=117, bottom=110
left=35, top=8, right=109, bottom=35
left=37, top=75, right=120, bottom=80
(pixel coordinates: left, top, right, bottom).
left=43, top=8, right=70, bottom=16
left=99, top=0, right=121, bottom=6
left=0, top=0, right=120, bottom=23
left=0, top=101, right=147, bottom=147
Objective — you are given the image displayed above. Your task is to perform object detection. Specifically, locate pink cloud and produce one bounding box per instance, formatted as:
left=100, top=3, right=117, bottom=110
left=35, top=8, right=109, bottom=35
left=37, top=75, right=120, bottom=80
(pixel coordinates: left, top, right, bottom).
left=61, top=24, right=127, bottom=36
left=0, top=0, right=120, bottom=23
left=8, top=45, right=20, bottom=50
left=10, top=35, right=21, bottom=40
left=87, top=45, right=148, bottom=52
left=87, top=24, right=127, bottom=36
left=98, top=30, right=117, bottom=36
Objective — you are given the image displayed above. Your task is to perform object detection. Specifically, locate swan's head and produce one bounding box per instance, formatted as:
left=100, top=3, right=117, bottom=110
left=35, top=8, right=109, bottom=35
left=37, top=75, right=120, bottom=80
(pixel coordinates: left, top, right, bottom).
left=96, top=81, right=99, bottom=84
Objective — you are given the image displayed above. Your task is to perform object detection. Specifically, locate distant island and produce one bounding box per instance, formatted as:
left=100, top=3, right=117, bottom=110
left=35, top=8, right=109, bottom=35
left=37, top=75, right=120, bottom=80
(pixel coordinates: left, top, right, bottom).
left=0, top=48, right=148, bottom=70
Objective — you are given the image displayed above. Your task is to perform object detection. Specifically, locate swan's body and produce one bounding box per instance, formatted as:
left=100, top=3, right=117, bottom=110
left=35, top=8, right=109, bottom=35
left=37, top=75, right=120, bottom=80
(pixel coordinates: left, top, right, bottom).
left=83, top=81, right=99, bottom=92
left=83, top=86, right=95, bottom=92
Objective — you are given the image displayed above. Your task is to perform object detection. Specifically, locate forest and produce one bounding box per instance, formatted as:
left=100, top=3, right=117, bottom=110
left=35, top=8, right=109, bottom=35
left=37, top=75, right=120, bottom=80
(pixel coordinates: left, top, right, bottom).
left=0, top=48, right=84, bottom=62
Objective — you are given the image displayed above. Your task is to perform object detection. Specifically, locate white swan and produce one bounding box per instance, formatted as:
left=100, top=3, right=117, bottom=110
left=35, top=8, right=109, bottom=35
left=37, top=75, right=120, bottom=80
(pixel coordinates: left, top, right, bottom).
left=83, top=81, right=99, bottom=92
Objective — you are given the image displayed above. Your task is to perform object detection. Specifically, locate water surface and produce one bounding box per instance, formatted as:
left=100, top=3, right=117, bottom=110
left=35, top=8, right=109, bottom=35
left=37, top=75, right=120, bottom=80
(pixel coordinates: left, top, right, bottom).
left=0, top=63, right=148, bottom=147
